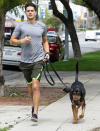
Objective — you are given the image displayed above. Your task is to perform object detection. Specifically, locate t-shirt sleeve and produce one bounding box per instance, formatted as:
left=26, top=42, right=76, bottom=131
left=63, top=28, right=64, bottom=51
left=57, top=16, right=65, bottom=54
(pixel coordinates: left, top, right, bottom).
left=42, top=25, right=47, bottom=36
left=12, top=24, right=21, bottom=38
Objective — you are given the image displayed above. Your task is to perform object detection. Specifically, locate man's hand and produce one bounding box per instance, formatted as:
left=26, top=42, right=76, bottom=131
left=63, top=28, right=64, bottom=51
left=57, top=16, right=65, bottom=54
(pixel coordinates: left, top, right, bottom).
left=21, top=36, right=32, bottom=44
left=43, top=53, right=50, bottom=62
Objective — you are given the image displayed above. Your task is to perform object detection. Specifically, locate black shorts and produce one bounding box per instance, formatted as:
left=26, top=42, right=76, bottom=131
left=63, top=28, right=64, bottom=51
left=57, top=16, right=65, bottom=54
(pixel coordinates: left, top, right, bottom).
left=19, top=60, right=43, bottom=84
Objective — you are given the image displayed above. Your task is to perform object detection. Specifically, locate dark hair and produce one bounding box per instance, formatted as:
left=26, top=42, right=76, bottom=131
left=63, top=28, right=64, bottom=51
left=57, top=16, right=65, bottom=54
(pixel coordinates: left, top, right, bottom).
left=25, top=3, right=37, bottom=11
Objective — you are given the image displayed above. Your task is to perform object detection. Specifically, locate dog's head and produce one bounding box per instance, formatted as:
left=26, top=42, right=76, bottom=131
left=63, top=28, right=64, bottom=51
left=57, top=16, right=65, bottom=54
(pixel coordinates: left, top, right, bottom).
left=70, top=81, right=86, bottom=105
left=71, top=87, right=82, bottom=105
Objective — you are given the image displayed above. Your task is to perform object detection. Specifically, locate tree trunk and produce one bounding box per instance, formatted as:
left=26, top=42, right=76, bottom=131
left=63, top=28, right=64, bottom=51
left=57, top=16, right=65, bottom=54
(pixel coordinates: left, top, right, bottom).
left=50, top=0, right=82, bottom=60
left=66, top=22, right=81, bottom=60
left=0, top=12, right=5, bottom=97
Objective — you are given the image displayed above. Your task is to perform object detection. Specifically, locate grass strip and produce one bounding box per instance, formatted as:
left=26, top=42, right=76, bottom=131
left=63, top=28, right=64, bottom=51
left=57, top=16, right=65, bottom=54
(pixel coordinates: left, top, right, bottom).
left=49, top=51, right=100, bottom=71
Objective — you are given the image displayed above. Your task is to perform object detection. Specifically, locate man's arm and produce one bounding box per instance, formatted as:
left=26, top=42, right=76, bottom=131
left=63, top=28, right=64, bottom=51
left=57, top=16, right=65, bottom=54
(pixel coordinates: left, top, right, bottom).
left=10, top=36, right=32, bottom=45
left=42, top=36, right=49, bottom=52
left=42, top=36, right=50, bottom=60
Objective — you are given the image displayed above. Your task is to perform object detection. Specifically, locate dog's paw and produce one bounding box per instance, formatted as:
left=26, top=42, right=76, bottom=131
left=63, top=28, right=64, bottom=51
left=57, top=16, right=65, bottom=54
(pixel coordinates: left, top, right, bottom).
left=73, top=119, right=78, bottom=124
left=79, top=114, right=84, bottom=119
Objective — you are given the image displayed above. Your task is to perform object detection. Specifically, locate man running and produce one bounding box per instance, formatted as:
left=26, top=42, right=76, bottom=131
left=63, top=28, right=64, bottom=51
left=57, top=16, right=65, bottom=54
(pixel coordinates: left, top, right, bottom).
left=10, top=3, right=49, bottom=122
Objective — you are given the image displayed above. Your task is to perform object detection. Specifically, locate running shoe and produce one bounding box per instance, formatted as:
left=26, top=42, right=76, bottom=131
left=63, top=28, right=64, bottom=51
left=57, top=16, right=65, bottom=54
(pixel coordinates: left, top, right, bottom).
left=31, top=114, right=38, bottom=122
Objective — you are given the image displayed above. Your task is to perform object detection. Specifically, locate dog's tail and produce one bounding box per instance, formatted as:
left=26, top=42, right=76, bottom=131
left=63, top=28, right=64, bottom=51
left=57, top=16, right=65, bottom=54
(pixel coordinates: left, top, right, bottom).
left=75, top=61, right=79, bottom=82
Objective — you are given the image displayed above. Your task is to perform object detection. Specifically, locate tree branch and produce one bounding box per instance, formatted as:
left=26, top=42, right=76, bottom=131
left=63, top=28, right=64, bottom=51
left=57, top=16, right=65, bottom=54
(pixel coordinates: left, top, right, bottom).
left=60, top=0, right=73, bottom=20
left=50, top=0, right=68, bottom=25
left=84, top=0, right=100, bottom=20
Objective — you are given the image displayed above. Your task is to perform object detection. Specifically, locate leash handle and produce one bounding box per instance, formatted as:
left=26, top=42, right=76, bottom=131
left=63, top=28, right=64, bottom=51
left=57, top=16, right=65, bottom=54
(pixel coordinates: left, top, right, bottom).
left=75, top=61, right=79, bottom=82
left=43, top=61, right=55, bottom=86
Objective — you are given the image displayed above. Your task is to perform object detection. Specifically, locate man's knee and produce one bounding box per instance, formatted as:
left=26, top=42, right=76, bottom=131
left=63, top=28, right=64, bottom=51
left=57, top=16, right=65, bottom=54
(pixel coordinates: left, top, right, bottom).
left=32, top=79, right=39, bottom=91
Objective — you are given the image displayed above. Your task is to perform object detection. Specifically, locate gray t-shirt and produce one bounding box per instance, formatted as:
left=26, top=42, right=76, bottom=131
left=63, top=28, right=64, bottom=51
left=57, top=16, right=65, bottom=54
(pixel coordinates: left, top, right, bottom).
left=12, top=21, right=47, bottom=63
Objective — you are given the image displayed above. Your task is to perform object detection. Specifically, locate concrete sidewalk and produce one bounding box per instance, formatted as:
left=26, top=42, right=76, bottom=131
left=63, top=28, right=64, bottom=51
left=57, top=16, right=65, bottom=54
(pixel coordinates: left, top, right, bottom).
left=1, top=71, right=100, bottom=131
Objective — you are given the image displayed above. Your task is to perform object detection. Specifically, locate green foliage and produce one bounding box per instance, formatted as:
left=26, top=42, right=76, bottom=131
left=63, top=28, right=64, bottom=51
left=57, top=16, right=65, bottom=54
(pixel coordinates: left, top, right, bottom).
left=0, top=0, right=31, bottom=15
left=44, top=8, right=51, bottom=18
left=72, top=0, right=89, bottom=8
left=0, top=0, right=3, bottom=7
left=42, top=8, right=62, bottom=32
left=0, top=125, right=13, bottom=131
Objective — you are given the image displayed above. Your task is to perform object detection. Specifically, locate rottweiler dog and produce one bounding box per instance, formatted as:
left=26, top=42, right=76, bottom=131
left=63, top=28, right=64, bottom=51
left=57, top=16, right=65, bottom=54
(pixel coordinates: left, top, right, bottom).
left=70, top=81, right=86, bottom=124
left=63, top=62, right=86, bottom=124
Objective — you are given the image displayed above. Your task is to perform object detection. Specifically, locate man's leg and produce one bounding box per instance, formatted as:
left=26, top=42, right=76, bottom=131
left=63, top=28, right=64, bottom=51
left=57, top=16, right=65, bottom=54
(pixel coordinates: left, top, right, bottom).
left=32, top=79, right=40, bottom=115
left=27, top=80, right=40, bottom=115
left=27, top=83, right=33, bottom=100
left=31, top=60, right=43, bottom=115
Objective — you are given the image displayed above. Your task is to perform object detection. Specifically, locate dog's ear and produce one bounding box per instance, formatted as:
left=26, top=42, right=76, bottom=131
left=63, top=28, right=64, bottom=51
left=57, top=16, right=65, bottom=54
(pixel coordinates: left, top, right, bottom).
left=81, top=88, right=86, bottom=98
left=70, top=88, right=73, bottom=101
left=80, top=83, right=86, bottom=97
left=70, top=84, right=74, bottom=95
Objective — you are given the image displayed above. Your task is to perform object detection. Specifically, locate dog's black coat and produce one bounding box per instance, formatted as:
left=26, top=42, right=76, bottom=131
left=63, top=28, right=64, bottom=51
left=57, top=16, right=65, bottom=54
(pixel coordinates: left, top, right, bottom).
left=70, top=81, right=86, bottom=105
